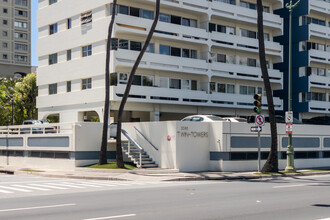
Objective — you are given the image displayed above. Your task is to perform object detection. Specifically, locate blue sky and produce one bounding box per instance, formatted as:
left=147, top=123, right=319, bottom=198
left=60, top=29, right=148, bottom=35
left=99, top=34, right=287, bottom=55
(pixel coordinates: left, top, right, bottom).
left=31, top=0, right=38, bottom=66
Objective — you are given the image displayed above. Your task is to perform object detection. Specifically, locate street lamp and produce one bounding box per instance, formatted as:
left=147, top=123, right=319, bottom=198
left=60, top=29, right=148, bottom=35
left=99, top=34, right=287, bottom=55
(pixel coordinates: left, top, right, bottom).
left=284, top=0, right=301, bottom=172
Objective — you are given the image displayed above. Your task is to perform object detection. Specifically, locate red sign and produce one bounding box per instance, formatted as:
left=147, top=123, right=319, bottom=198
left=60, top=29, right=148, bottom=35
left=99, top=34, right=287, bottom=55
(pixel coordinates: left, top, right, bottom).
left=286, top=123, right=293, bottom=134
left=255, top=114, right=265, bottom=126
left=167, top=135, right=171, bottom=141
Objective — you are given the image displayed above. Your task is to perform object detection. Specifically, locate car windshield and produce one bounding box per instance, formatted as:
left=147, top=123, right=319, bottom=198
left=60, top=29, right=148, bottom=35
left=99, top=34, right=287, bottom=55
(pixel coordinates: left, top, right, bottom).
left=206, top=116, right=224, bottom=121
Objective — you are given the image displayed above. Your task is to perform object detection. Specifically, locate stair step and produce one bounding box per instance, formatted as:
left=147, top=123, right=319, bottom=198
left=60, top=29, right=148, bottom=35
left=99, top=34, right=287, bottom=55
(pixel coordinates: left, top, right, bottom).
left=141, top=164, right=158, bottom=168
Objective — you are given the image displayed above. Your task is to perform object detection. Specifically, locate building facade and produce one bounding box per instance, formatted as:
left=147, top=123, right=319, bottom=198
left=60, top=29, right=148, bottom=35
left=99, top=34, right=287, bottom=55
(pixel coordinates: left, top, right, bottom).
left=37, top=0, right=286, bottom=123
left=0, top=0, right=31, bottom=78
left=274, top=0, right=330, bottom=120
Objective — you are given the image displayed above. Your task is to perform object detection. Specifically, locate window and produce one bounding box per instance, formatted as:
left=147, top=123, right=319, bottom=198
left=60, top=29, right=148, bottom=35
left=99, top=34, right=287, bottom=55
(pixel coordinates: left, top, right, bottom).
left=130, top=41, right=141, bottom=51
left=67, top=18, right=72, bottom=29
left=119, top=5, right=129, bottom=15
left=49, top=84, right=57, bottom=95
left=67, top=49, right=71, bottom=61
left=130, top=7, right=140, bottom=17
left=14, top=32, right=27, bottom=40
left=160, top=45, right=170, bottom=55
left=82, top=45, right=92, bottom=57
left=82, top=78, right=92, bottom=90
left=216, top=83, right=235, bottom=93
left=240, top=1, right=256, bottom=9
left=142, top=76, right=154, bottom=87
left=311, top=92, right=326, bottom=101
left=15, top=10, right=27, bottom=17
left=241, top=29, right=257, bottom=39
left=3, top=8, right=7, bottom=13
left=14, top=21, right=27, bottom=28
left=160, top=13, right=170, bottom=23
left=247, top=58, right=257, bottom=67
left=171, top=15, right=181, bottom=25
left=15, top=0, right=27, bottom=6
left=49, top=23, right=58, bottom=35
left=3, top=54, right=8, bottom=59
left=81, top=11, right=92, bottom=25
left=48, top=53, right=58, bottom=65
left=171, top=47, right=181, bottom=57
left=49, top=0, right=57, bottom=5
left=3, top=31, right=7, bottom=36
left=67, top=81, right=71, bottom=92
left=146, top=43, right=154, bottom=53
left=14, top=43, right=27, bottom=51
left=141, top=9, right=153, bottom=20
left=3, top=20, right=8, bottom=25
left=217, top=54, right=226, bottom=63
left=14, top=55, right=27, bottom=62
left=169, top=79, right=181, bottom=89
left=3, top=42, right=7, bottom=48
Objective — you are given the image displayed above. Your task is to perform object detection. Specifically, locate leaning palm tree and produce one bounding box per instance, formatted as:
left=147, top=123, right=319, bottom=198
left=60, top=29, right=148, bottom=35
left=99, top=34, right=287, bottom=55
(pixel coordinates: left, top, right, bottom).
left=99, top=0, right=118, bottom=165
left=256, top=0, right=278, bottom=172
left=115, top=0, right=160, bottom=168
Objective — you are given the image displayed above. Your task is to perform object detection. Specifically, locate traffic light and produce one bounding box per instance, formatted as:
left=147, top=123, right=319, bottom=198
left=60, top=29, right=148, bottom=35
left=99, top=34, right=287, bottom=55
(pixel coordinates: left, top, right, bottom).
left=253, top=94, right=262, bottom=114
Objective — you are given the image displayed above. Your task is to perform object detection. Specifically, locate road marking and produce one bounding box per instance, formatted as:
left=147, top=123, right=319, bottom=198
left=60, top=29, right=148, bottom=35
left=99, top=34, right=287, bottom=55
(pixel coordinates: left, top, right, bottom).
left=0, top=203, right=76, bottom=213
left=0, top=185, right=32, bottom=192
left=29, top=183, right=68, bottom=189
left=0, top=189, right=13, bottom=194
left=45, top=182, right=86, bottom=189
left=61, top=182, right=102, bottom=188
left=316, top=218, right=330, bottom=220
left=82, top=214, right=136, bottom=220
left=11, top=185, right=51, bottom=191
left=273, top=183, right=319, bottom=188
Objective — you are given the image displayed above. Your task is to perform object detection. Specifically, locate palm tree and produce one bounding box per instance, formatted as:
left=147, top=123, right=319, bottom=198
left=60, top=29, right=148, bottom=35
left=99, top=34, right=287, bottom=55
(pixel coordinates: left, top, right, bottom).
left=256, top=0, right=278, bottom=172
left=99, top=0, right=118, bottom=165
left=115, top=0, right=160, bottom=168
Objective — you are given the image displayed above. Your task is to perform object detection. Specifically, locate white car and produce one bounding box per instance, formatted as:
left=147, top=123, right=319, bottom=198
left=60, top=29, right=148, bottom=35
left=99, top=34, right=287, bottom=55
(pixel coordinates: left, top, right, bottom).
left=181, top=115, right=225, bottom=122
left=223, top=117, right=247, bottom=123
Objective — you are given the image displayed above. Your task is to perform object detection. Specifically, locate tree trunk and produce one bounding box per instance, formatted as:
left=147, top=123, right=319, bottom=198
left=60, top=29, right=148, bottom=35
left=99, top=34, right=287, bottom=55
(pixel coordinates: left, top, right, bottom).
left=115, top=0, right=160, bottom=168
left=256, top=0, right=278, bottom=172
left=99, top=0, right=117, bottom=165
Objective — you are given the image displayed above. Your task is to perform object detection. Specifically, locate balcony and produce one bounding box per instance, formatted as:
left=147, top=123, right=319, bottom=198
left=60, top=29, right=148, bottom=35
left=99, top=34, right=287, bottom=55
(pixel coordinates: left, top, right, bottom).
left=210, top=1, right=282, bottom=30
left=309, top=23, right=330, bottom=39
left=162, top=0, right=209, bottom=11
left=309, top=0, right=330, bottom=15
left=115, top=14, right=208, bottom=44
left=209, top=93, right=283, bottom=110
left=309, top=49, right=330, bottom=65
left=112, top=50, right=209, bottom=75
left=309, top=75, right=330, bottom=89
left=110, top=84, right=209, bottom=106
left=210, top=62, right=282, bottom=83
left=309, top=100, right=330, bottom=114
left=210, top=31, right=282, bottom=57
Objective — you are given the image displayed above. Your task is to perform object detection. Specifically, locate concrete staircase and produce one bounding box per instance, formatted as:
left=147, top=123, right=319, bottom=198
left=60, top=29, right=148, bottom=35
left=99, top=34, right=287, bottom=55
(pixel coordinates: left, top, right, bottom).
left=121, top=129, right=158, bottom=168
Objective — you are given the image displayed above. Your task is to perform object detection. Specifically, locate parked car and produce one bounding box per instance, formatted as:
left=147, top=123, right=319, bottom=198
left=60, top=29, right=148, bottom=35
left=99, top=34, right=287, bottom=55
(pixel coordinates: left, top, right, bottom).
left=304, top=116, right=330, bottom=125
left=21, top=120, right=56, bottom=134
left=223, top=117, right=247, bottom=123
left=181, top=115, right=225, bottom=122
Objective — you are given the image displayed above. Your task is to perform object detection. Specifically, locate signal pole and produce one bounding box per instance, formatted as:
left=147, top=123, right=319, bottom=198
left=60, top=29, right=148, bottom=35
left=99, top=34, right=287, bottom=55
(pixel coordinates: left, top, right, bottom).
left=284, top=0, right=301, bottom=172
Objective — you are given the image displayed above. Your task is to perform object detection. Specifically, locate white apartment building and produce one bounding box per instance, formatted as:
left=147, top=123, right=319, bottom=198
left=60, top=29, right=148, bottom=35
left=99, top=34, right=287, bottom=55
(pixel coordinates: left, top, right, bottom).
left=0, top=0, right=31, bottom=77
left=37, top=0, right=284, bottom=123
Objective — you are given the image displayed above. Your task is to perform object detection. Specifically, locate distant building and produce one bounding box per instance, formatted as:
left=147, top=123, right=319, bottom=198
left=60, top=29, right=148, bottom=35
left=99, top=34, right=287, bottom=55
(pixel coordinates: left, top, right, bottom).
left=0, top=0, right=31, bottom=78
left=274, top=0, right=330, bottom=120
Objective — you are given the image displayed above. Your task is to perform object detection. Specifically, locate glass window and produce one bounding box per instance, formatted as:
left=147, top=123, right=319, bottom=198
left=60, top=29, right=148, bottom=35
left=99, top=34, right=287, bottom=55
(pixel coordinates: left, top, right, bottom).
left=49, top=84, right=57, bottom=95
left=49, top=23, right=58, bottom=35
left=247, top=58, right=257, bottom=67
left=239, top=85, right=247, bottom=95
left=119, top=73, right=128, bottom=84
left=3, top=54, right=7, bottom=59
left=130, top=41, right=141, bottom=51
left=119, top=39, right=129, bottom=49
left=247, top=86, right=255, bottom=95
left=182, top=79, right=190, bottom=90
left=67, top=81, right=71, bottom=92
left=160, top=13, right=170, bottom=23
left=209, top=23, right=216, bottom=32
left=82, top=78, right=92, bottom=90
left=159, top=77, right=168, bottom=88
left=48, top=53, right=58, bottom=65
left=210, top=82, right=216, bottom=92
left=169, top=79, right=181, bottom=89
left=171, top=15, right=181, bottom=25
left=142, top=76, right=154, bottom=87
left=67, top=50, right=72, bottom=61
left=141, top=9, right=153, bottom=20
left=82, top=45, right=92, bottom=57
left=182, top=49, right=190, bottom=58
left=119, top=5, right=129, bottom=15
left=227, top=84, right=235, bottom=94
left=191, top=50, right=197, bottom=59
left=217, top=83, right=226, bottom=93
left=130, top=7, right=140, bottom=17
left=182, top=18, right=190, bottom=27
left=217, top=54, right=226, bottom=63
left=146, top=43, right=154, bottom=53
left=190, top=19, right=197, bottom=28
left=171, top=47, right=181, bottom=57
left=49, top=0, right=57, bottom=5
left=133, top=75, right=142, bottom=86
left=67, top=18, right=72, bottom=29
left=160, top=45, right=170, bottom=55
left=191, top=80, right=197, bottom=90
left=110, top=38, right=118, bottom=50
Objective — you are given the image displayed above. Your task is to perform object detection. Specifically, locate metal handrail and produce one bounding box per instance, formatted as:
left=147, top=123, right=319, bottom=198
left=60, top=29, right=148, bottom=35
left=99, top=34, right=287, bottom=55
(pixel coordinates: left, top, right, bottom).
left=121, top=129, right=143, bottom=168
left=134, top=126, right=159, bottom=151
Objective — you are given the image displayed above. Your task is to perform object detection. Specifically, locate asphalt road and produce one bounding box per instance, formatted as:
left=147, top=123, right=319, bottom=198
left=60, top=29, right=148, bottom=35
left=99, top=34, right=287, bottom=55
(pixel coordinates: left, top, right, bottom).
left=0, top=174, right=330, bottom=220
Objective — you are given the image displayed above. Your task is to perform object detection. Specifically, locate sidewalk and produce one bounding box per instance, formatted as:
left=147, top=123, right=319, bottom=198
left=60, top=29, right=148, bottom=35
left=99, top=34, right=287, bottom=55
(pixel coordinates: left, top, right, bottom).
left=1, top=166, right=330, bottom=182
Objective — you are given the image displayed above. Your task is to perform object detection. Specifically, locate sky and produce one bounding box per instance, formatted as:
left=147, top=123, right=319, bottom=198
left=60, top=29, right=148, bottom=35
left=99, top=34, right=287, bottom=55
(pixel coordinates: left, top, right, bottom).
left=31, top=0, right=38, bottom=66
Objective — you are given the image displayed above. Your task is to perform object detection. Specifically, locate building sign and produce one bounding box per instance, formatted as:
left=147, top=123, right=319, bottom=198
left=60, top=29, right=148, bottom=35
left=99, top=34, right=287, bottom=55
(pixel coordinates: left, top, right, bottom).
left=177, top=126, right=208, bottom=138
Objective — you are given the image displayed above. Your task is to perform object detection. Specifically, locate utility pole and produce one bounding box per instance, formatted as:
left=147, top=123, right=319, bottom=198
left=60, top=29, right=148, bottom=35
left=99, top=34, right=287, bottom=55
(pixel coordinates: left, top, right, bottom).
left=284, top=0, right=301, bottom=172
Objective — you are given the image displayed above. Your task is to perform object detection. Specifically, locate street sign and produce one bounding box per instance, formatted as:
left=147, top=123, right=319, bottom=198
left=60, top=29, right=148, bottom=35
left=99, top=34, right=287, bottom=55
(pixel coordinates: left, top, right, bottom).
left=285, top=111, right=293, bottom=123
left=286, top=123, right=293, bottom=134
left=251, top=126, right=262, bottom=132
left=255, top=114, right=265, bottom=126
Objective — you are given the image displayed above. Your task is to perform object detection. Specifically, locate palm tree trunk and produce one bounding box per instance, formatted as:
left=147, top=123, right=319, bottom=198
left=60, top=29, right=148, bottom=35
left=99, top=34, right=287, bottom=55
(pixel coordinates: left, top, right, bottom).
left=256, top=0, right=278, bottom=172
left=115, top=0, right=160, bottom=168
left=99, top=0, right=117, bottom=165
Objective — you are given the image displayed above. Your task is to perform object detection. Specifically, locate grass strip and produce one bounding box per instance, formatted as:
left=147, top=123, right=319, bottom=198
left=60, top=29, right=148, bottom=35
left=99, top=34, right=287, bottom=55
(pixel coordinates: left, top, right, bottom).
left=84, top=162, right=136, bottom=170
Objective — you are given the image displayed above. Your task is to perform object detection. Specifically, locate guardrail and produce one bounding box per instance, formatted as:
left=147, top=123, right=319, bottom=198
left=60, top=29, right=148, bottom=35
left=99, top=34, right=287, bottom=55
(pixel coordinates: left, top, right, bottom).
left=134, top=126, right=159, bottom=151
left=0, top=123, right=74, bottom=135
left=121, top=129, right=143, bottom=168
